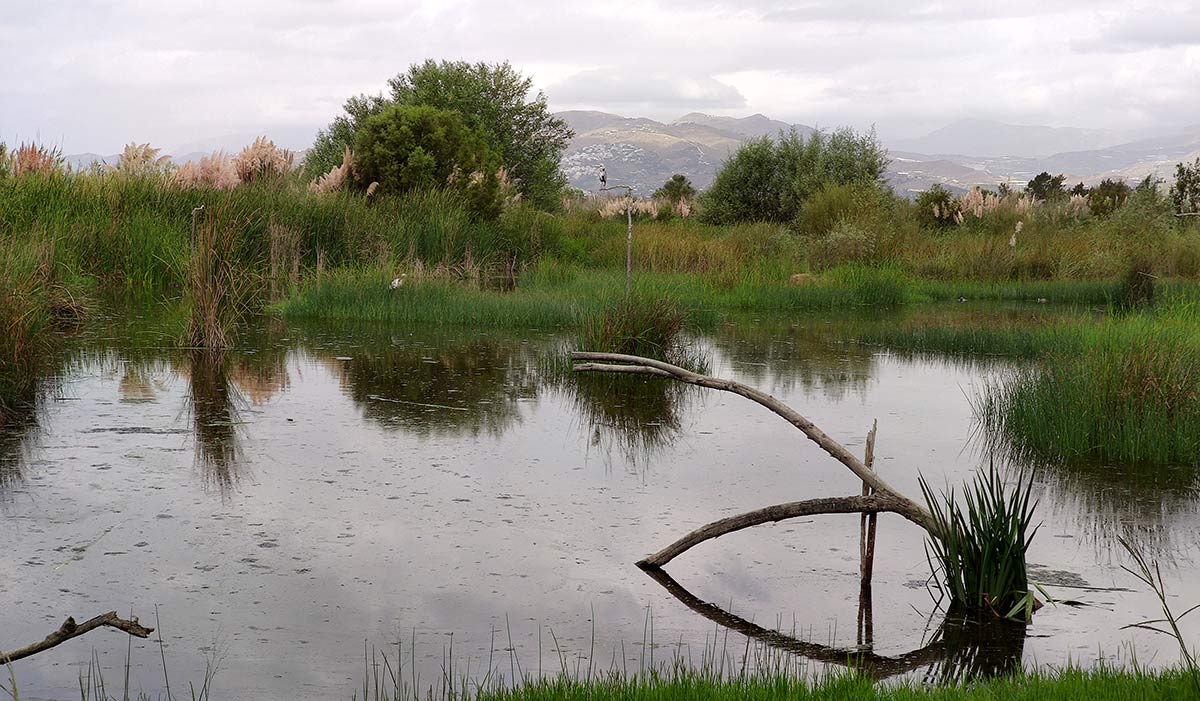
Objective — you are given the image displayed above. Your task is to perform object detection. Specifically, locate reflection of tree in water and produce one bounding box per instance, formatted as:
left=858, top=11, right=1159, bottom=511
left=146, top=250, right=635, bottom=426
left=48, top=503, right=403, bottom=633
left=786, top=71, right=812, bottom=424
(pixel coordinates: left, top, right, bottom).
left=187, top=350, right=245, bottom=493
left=326, top=338, right=541, bottom=438
left=643, top=566, right=1025, bottom=684
left=707, top=317, right=878, bottom=401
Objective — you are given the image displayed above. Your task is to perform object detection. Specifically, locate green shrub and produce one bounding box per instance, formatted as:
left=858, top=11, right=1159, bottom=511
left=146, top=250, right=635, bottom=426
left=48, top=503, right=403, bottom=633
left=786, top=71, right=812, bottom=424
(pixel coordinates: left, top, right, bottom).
left=308, top=60, right=571, bottom=210
left=354, top=104, right=504, bottom=218
left=1171, top=157, right=1200, bottom=215
left=921, top=466, right=1039, bottom=620
left=579, top=296, right=692, bottom=366
left=701, top=127, right=887, bottom=225
left=1087, top=178, right=1131, bottom=217
left=794, top=182, right=858, bottom=237
left=808, top=221, right=875, bottom=270
left=917, top=184, right=960, bottom=228
left=653, top=174, right=697, bottom=205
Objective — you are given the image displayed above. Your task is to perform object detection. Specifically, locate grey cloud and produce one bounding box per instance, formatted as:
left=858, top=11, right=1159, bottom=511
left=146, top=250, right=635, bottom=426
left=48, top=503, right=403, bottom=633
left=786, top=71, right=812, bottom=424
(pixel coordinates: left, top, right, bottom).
left=549, top=69, right=746, bottom=109
left=1, top=0, right=1197, bottom=152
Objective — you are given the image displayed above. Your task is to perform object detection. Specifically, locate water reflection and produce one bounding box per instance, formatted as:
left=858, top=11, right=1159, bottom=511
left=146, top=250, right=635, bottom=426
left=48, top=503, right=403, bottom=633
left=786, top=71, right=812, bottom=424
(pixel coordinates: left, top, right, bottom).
left=709, top=318, right=877, bottom=400
left=186, top=350, right=246, bottom=493
left=320, top=332, right=541, bottom=438
left=1021, top=461, right=1200, bottom=560
left=643, top=566, right=1025, bottom=683
left=554, top=372, right=694, bottom=465
left=0, top=404, right=40, bottom=495
left=0, top=349, right=61, bottom=495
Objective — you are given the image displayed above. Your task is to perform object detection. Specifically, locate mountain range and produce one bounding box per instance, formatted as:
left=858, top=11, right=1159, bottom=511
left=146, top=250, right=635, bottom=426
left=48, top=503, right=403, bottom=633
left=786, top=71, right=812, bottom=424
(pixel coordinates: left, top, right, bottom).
left=62, top=114, right=1200, bottom=198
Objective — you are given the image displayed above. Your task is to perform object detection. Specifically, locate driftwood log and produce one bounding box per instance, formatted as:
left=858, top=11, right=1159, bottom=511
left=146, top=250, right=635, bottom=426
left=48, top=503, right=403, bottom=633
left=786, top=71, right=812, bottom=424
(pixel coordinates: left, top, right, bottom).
left=571, top=352, right=938, bottom=567
left=0, top=612, right=154, bottom=664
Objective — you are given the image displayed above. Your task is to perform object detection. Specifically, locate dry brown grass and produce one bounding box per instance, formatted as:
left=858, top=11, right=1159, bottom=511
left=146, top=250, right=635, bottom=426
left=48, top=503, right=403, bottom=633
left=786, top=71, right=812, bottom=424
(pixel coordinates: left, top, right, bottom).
left=7, top=143, right=62, bottom=177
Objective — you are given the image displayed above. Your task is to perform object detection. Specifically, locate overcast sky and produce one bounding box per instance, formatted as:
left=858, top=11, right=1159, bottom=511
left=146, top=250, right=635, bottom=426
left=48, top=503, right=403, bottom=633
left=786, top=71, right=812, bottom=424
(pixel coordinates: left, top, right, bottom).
left=2, top=0, right=1198, bottom=154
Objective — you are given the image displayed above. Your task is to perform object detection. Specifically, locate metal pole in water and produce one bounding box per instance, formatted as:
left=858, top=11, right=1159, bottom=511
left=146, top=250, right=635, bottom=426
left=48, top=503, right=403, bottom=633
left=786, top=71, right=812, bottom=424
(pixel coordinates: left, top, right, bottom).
left=625, top=192, right=633, bottom=299
left=190, top=204, right=205, bottom=254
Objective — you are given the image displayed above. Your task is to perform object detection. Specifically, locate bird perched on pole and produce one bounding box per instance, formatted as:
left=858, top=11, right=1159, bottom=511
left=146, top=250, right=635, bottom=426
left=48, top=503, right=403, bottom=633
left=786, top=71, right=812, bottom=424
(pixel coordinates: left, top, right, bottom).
left=599, top=165, right=607, bottom=188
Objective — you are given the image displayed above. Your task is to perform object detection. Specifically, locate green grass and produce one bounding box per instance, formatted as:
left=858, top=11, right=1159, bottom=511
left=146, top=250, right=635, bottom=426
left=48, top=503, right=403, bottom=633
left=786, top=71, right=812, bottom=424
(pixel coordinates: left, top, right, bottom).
left=463, top=668, right=1199, bottom=701
left=915, top=279, right=1120, bottom=305
left=344, top=663, right=1200, bottom=701
left=977, top=303, right=1200, bottom=466
left=275, top=264, right=917, bottom=327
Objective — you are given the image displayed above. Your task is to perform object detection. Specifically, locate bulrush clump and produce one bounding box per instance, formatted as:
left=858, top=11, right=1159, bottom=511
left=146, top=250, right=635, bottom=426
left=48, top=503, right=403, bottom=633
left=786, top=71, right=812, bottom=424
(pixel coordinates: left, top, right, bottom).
left=233, top=136, right=294, bottom=182
left=172, top=153, right=240, bottom=191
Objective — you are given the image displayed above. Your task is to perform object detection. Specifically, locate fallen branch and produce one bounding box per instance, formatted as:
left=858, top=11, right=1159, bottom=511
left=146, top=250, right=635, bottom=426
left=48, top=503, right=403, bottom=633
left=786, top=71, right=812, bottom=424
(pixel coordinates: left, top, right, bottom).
left=573, top=353, right=932, bottom=526
left=637, top=494, right=925, bottom=568
left=1, top=612, right=154, bottom=664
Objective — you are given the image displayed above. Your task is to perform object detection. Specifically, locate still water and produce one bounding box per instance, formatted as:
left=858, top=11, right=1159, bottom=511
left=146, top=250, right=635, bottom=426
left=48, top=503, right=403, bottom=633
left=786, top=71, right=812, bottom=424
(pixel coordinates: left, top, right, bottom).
left=3, top=308, right=1198, bottom=699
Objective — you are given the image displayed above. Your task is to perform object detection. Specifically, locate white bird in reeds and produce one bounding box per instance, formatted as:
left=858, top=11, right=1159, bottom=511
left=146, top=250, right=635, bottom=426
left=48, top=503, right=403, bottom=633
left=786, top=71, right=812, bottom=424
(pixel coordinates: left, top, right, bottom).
left=390, top=274, right=406, bottom=289
left=599, top=165, right=607, bottom=188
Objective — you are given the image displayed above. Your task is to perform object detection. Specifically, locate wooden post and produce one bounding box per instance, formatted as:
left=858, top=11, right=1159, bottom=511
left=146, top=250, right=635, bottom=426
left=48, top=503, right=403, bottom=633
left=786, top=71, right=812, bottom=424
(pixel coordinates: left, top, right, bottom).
left=858, top=420, right=878, bottom=646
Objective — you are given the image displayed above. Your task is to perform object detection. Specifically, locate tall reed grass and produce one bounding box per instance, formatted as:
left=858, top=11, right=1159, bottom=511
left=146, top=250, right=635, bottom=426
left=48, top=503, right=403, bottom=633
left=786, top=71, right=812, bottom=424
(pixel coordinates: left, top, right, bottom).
left=977, top=304, right=1200, bottom=466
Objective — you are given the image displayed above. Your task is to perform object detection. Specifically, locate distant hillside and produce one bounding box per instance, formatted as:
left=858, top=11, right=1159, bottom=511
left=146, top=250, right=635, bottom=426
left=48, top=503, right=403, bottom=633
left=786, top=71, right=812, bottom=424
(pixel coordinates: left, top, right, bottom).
left=891, top=118, right=1128, bottom=158
left=558, top=110, right=814, bottom=195
left=559, top=111, right=1196, bottom=197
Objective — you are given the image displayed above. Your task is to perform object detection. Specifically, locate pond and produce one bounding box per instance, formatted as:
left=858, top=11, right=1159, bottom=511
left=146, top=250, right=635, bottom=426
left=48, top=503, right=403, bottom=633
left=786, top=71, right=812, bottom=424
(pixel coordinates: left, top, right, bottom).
left=3, top=306, right=1199, bottom=700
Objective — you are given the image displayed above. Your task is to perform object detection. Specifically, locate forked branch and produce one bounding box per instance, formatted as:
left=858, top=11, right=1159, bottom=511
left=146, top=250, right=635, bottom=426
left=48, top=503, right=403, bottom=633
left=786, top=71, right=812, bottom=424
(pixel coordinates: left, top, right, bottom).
left=1, top=612, right=154, bottom=664
left=572, top=352, right=938, bottom=565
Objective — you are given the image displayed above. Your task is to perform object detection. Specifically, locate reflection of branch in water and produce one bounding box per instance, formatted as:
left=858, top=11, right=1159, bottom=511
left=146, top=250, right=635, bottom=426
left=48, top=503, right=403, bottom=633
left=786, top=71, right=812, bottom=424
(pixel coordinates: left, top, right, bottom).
left=187, top=350, right=245, bottom=494
left=640, top=566, right=1025, bottom=683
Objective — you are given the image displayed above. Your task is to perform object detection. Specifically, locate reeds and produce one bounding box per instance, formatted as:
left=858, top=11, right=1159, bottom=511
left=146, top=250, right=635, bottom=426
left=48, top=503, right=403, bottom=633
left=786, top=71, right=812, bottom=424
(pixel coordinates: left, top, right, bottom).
left=920, top=465, right=1040, bottom=620
left=185, top=206, right=257, bottom=349
left=578, top=296, right=700, bottom=367
left=977, top=305, right=1200, bottom=466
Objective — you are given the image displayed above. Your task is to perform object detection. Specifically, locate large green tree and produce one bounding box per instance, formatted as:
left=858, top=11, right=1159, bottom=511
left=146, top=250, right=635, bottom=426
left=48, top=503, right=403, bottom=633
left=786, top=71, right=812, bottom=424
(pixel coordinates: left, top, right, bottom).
left=700, top=127, right=888, bottom=225
left=306, top=60, right=573, bottom=210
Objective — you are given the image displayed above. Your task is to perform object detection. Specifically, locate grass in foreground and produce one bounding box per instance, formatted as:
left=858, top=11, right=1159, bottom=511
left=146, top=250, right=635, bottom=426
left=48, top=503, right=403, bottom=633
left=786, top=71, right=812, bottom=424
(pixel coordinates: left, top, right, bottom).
left=345, top=666, right=1200, bottom=701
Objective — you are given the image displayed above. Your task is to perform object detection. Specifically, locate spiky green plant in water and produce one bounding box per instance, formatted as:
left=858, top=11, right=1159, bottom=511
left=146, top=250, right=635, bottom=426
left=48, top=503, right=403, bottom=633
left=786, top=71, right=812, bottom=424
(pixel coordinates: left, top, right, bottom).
left=920, top=466, right=1041, bottom=621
